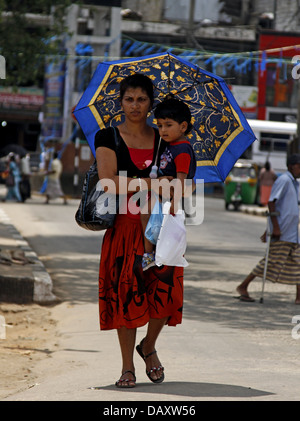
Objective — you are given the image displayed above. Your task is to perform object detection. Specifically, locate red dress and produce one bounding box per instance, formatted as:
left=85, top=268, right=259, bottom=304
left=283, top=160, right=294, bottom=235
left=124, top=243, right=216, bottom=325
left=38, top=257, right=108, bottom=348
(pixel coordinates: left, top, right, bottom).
left=98, top=147, right=184, bottom=330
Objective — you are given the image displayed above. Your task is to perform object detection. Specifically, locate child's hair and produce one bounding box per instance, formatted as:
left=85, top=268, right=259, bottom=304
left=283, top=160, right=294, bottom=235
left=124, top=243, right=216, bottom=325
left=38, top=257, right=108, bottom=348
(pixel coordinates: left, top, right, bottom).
left=120, top=73, right=154, bottom=106
left=154, top=95, right=192, bottom=135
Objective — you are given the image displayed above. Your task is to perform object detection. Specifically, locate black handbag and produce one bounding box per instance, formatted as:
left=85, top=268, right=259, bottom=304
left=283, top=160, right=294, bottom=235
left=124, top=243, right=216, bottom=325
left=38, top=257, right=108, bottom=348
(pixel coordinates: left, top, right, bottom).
left=75, top=127, right=120, bottom=231
left=5, top=173, right=15, bottom=187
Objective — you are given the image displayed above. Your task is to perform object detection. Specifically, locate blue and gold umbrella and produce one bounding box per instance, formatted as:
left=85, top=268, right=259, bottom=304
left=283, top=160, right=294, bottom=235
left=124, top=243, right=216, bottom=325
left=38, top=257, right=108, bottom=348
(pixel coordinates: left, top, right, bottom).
left=73, top=52, right=256, bottom=182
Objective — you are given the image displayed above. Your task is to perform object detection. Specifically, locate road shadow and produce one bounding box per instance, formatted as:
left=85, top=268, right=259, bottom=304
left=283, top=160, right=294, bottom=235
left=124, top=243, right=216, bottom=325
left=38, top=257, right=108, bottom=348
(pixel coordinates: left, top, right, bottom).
left=183, top=241, right=297, bottom=331
left=89, top=380, right=273, bottom=398
left=28, top=230, right=297, bottom=334
left=25, top=233, right=102, bottom=304
left=25, top=226, right=297, bottom=334
left=183, top=284, right=296, bottom=331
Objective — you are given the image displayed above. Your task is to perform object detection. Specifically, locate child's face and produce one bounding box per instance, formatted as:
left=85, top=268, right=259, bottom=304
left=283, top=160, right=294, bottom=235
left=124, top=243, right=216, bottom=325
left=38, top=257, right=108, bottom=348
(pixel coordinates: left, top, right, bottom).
left=156, top=118, right=188, bottom=143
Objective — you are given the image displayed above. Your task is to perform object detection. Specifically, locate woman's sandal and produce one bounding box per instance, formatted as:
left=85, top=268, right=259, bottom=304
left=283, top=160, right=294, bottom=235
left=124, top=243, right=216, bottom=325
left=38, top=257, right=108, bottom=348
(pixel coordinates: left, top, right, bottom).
left=136, top=338, right=165, bottom=384
left=115, top=370, right=136, bottom=388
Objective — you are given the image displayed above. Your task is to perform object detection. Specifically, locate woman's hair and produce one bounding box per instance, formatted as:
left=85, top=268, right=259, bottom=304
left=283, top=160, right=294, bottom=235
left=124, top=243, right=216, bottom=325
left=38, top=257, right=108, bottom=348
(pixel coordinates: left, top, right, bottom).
left=154, top=95, right=193, bottom=135
left=120, top=73, right=154, bottom=106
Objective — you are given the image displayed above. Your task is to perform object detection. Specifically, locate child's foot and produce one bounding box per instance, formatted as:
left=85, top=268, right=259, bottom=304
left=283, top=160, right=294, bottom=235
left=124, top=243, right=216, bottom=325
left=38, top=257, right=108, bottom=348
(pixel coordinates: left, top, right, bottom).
left=142, top=252, right=156, bottom=271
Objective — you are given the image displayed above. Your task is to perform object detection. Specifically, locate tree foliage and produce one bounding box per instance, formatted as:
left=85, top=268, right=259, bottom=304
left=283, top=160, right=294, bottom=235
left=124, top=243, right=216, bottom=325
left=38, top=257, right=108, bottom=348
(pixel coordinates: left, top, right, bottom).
left=0, top=0, right=76, bottom=87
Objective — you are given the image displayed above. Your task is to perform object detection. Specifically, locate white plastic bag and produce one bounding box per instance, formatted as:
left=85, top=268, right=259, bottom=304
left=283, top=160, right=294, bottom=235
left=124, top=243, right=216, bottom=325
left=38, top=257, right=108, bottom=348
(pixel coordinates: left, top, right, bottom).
left=155, top=202, right=188, bottom=267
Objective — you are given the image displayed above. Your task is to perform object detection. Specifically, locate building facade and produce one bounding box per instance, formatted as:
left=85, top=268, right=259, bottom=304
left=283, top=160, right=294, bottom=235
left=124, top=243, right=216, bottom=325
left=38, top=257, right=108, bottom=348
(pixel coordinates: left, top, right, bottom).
left=1, top=0, right=300, bottom=191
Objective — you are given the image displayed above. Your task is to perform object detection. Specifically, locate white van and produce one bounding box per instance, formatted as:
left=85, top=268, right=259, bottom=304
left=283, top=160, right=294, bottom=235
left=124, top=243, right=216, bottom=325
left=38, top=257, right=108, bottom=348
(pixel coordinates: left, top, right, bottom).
left=247, top=119, right=297, bottom=174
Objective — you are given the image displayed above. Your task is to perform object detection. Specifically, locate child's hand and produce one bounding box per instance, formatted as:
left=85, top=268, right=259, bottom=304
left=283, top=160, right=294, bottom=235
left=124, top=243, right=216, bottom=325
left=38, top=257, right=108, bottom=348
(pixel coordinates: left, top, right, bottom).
left=170, top=200, right=175, bottom=216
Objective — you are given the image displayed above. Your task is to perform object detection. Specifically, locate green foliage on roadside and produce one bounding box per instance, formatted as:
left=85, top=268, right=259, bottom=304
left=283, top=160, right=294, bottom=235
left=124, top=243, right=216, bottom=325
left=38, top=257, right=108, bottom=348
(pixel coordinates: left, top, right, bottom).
left=0, top=0, right=77, bottom=87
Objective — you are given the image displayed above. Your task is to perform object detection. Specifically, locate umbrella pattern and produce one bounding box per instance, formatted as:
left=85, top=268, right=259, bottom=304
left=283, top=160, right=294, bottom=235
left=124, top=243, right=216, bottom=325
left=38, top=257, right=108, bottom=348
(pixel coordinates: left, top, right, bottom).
left=74, top=53, right=256, bottom=182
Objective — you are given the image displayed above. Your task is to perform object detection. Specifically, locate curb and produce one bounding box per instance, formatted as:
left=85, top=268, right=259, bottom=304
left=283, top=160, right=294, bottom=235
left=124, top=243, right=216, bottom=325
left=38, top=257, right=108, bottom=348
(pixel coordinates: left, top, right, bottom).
left=240, top=205, right=268, bottom=216
left=0, top=208, right=57, bottom=305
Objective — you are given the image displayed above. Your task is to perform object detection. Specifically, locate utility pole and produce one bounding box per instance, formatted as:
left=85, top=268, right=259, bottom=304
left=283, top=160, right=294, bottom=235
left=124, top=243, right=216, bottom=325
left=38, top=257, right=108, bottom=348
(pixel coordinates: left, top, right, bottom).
left=62, top=4, right=78, bottom=142
left=109, top=7, right=122, bottom=60
left=189, top=0, right=196, bottom=27
left=241, top=0, right=251, bottom=24
left=62, top=4, right=121, bottom=142
left=188, top=0, right=196, bottom=35
left=187, top=0, right=196, bottom=47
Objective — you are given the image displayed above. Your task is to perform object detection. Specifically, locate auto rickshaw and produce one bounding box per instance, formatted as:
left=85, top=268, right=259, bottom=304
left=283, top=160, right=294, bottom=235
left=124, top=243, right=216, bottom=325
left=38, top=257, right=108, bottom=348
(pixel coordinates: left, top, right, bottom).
left=224, top=160, right=259, bottom=210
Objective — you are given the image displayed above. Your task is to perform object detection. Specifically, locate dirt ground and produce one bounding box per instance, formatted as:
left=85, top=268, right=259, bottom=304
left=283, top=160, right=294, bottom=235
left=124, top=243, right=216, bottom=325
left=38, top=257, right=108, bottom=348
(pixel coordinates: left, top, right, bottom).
left=0, top=303, right=57, bottom=400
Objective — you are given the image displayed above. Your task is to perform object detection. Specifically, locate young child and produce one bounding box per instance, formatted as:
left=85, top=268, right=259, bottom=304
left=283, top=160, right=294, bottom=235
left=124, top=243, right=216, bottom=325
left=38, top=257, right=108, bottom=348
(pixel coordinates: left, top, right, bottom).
left=141, top=96, right=196, bottom=270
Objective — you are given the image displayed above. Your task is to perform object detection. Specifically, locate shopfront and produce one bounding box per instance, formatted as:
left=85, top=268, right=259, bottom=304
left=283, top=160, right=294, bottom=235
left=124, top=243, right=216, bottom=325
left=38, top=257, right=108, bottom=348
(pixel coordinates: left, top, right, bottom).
left=257, top=31, right=300, bottom=123
left=0, top=86, right=43, bottom=152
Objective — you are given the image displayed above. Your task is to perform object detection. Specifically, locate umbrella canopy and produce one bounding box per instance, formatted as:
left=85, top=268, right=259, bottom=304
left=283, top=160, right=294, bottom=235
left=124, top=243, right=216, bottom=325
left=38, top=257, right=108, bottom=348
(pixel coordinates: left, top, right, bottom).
left=0, top=144, right=27, bottom=158
left=73, top=52, right=256, bottom=182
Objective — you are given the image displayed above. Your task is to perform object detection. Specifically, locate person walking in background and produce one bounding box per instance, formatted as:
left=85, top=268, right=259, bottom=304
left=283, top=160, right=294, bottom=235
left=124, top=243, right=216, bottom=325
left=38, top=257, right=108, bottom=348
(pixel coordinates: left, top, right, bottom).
left=20, top=153, right=31, bottom=202
left=236, top=154, right=300, bottom=304
left=259, top=161, right=277, bottom=206
left=44, top=152, right=68, bottom=204
left=3, top=153, right=22, bottom=203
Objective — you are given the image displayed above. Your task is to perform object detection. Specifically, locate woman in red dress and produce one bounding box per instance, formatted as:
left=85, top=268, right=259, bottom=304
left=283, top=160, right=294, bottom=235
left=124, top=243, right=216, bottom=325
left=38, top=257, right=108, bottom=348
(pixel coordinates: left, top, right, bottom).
left=95, top=74, right=184, bottom=387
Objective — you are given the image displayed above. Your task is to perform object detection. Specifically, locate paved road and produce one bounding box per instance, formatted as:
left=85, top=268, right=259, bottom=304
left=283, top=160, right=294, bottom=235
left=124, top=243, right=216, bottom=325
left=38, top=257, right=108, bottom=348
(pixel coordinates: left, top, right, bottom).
left=2, top=194, right=300, bottom=402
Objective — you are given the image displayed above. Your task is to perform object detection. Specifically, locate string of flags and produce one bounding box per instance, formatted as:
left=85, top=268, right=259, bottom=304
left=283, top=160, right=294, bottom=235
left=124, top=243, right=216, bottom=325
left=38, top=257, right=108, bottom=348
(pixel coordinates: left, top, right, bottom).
left=52, top=36, right=300, bottom=89
left=120, top=37, right=300, bottom=80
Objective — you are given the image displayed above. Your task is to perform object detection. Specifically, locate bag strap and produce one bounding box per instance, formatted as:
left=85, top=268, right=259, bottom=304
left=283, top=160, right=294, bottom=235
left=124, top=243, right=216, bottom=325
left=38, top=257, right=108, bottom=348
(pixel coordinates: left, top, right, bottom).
left=112, top=126, right=120, bottom=151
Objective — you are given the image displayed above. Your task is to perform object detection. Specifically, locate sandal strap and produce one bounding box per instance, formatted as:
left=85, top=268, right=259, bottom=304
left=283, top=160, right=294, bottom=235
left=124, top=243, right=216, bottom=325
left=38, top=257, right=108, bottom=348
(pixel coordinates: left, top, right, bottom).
left=137, top=338, right=157, bottom=360
left=144, top=349, right=157, bottom=359
left=121, top=370, right=136, bottom=381
left=147, top=365, right=164, bottom=374
left=115, top=370, right=136, bottom=388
